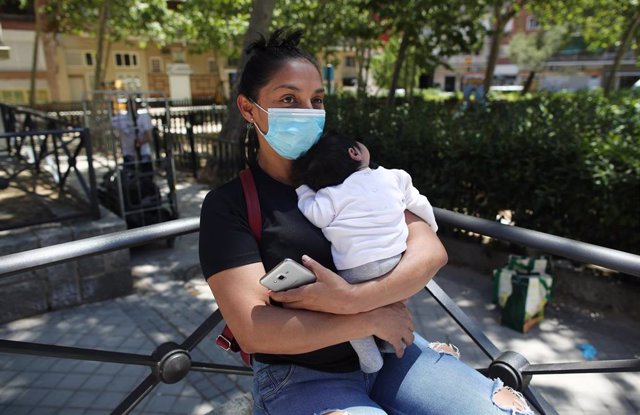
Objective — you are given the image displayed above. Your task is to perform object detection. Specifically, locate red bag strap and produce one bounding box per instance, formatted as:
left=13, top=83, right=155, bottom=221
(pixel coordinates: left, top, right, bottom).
left=215, top=325, right=252, bottom=367
left=216, top=167, right=261, bottom=367
left=239, top=168, right=262, bottom=240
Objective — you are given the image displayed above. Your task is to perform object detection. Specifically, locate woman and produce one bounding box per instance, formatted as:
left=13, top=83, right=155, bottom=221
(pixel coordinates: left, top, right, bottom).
left=199, top=28, right=532, bottom=415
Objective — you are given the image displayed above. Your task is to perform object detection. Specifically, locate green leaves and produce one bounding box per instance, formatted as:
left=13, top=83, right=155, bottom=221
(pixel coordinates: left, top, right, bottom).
left=533, top=0, right=640, bottom=55
left=176, top=0, right=251, bottom=55
left=508, top=25, right=568, bottom=72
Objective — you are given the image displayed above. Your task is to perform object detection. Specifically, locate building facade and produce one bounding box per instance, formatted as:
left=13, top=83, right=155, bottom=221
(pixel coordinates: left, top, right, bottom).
left=0, top=10, right=361, bottom=106
left=433, top=9, right=640, bottom=93
left=0, top=10, right=236, bottom=105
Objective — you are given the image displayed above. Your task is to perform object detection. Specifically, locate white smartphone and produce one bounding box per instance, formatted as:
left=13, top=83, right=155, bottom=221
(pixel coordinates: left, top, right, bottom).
left=259, top=258, right=317, bottom=291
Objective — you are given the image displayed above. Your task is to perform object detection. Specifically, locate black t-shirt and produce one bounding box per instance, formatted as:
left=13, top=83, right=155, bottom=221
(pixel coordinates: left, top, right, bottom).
left=199, top=164, right=359, bottom=372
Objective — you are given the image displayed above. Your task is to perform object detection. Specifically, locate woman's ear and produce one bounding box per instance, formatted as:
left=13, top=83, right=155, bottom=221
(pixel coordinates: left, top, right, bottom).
left=237, top=94, right=255, bottom=123
left=348, top=146, right=361, bottom=161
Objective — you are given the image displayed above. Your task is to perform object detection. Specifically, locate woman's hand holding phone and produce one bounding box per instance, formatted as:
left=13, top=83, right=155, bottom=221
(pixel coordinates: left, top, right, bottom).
left=259, top=258, right=317, bottom=292
left=268, top=255, right=357, bottom=314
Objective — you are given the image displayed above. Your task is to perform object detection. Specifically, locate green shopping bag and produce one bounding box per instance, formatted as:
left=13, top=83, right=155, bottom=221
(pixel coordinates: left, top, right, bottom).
left=492, top=255, right=553, bottom=333
left=500, top=272, right=553, bottom=332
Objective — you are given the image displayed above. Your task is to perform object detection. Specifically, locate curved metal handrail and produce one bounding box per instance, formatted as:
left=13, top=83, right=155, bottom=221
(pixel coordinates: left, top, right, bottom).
left=1, top=212, right=639, bottom=415
left=433, top=208, right=640, bottom=277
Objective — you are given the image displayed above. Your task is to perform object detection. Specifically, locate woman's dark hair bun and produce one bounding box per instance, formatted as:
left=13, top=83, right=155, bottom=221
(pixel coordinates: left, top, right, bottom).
left=246, top=27, right=304, bottom=55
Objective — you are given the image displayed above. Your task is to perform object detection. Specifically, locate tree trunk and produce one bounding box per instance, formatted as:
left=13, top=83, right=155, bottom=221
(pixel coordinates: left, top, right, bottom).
left=387, top=30, right=410, bottom=107
left=402, top=49, right=410, bottom=92
left=203, top=0, right=275, bottom=181
left=32, top=0, right=60, bottom=103
left=483, top=3, right=517, bottom=96
left=100, top=39, right=113, bottom=88
left=407, top=54, right=417, bottom=98
left=483, top=6, right=503, bottom=95
left=219, top=0, right=276, bottom=144
left=93, top=0, right=110, bottom=94
left=362, top=46, right=372, bottom=97
left=522, top=70, right=535, bottom=94
left=356, top=40, right=366, bottom=97
left=210, top=50, right=226, bottom=103
left=29, top=28, right=40, bottom=107
left=41, top=33, right=60, bottom=102
left=603, top=10, right=640, bottom=96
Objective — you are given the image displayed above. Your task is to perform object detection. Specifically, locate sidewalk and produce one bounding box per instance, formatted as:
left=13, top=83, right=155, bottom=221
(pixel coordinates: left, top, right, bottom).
left=1, top=178, right=638, bottom=414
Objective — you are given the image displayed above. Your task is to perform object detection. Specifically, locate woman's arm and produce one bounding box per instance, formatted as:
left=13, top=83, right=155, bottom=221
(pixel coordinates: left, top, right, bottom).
left=269, top=211, right=448, bottom=315
left=207, top=262, right=415, bottom=355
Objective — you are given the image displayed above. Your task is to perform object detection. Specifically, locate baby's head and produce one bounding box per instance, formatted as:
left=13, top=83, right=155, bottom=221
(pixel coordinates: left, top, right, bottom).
left=293, top=131, right=370, bottom=191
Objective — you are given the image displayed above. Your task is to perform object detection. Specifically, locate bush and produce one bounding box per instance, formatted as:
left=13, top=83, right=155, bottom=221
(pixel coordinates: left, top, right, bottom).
left=325, top=90, right=640, bottom=254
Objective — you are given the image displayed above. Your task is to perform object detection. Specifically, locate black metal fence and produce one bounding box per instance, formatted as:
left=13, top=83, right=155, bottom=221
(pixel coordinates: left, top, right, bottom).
left=34, top=99, right=240, bottom=181
left=147, top=105, right=240, bottom=180
left=1, top=102, right=78, bottom=132
left=0, top=103, right=100, bottom=229
left=0, top=208, right=638, bottom=414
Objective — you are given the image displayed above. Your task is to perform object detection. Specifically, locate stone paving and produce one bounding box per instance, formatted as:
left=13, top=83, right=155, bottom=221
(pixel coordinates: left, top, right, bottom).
left=1, top=178, right=638, bottom=414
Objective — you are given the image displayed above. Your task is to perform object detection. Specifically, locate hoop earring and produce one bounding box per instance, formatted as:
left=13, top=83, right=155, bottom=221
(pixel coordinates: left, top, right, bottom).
left=244, top=123, right=258, bottom=165
left=244, top=122, right=253, bottom=144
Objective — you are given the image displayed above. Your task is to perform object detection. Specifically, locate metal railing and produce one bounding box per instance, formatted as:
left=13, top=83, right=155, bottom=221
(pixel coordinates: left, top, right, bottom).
left=147, top=105, right=240, bottom=180
left=0, top=127, right=100, bottom=229
left=0, top=102, right=79, bottom=132
left=31, top=99, right=237, bottom=180
left=0, top=211, right=639, bottom=414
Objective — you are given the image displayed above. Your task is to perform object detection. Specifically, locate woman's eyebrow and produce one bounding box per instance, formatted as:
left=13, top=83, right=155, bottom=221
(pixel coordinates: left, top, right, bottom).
left=272, top=84, right=325, bottom=94
left=273, top=84, right=301, bottom=92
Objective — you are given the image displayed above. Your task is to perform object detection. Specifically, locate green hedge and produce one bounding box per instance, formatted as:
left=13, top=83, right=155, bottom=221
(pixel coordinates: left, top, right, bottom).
left=325, top=91, right=640, bottom=254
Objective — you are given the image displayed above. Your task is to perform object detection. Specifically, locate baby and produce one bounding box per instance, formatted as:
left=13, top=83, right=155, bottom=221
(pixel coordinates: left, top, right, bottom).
left=293, top=131, right=439, bottom=373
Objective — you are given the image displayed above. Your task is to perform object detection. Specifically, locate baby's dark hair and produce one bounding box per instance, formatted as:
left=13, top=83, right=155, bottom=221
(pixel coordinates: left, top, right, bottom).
left=292, top=131, right=362, bottom=191
left=238, top=27, right=320, bottom=101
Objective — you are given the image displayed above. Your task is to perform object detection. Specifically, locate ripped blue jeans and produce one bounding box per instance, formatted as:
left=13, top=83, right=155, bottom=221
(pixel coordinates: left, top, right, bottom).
left=252, top=333, right=533, bottom=415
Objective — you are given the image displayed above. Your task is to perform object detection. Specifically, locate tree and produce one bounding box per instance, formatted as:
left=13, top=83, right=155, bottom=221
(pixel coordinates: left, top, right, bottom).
left=482, top=0, right=527, bottom=95
left=369, top=0, right=487, bottom=106
left=44, top=0, right=172, bottom=94
left=168, top=0, right=252, bottom=102
left=273, top=0, right=385, bottom=96
left=534, top=0, right=640, bottom=95
left=199, top=0, right=275, bottom=178
left=508, top=25, right=568, bottom=93
left=3, top=0, right=58, bottom=105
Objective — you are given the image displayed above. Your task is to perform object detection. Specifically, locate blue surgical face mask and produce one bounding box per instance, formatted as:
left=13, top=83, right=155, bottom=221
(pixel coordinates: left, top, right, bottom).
left=252, top=101, right=325, bottom=160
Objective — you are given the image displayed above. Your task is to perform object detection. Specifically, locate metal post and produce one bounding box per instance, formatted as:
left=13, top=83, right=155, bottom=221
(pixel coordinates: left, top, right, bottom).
left=186, top=112, right=197, bottom=178
left=83, top=128, right=101, bottom=219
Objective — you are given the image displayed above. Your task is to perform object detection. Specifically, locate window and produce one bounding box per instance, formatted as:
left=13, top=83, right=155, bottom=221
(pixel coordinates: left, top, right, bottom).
left=66, top=51, right=95, bottom=67
left=345, top=56, right=356, bottom=67
left=150, top=57, right=163, bottom=73
left=114, top=52, right=139, bottom=67
left=172, top=50, right=186, bottom=63
left=227, top=57, right=239, bottom=67
left=526, top=16, right=540, bottom=31
left=0, top=89, right=48, bottom=104
left=208, top=58, right=217, bottom=73
left=1, top=90, right=26, bottom=104
left=444, top=76, right=456, bottom=92
left=342, top=77, right=357, bottom=87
